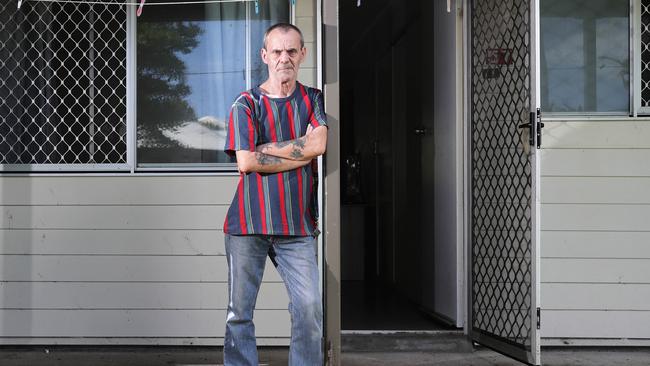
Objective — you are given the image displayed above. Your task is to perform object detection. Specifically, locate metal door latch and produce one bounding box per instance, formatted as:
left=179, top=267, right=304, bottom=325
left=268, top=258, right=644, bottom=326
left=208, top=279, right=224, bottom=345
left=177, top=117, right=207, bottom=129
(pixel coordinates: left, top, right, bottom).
left=518, top=108, right=544, bottom=149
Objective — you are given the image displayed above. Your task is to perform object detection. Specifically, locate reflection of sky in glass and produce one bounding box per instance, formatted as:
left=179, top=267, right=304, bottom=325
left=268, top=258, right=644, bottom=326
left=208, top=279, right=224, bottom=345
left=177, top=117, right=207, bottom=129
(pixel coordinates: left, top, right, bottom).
left=178, top=20, right=246, bottom=122
left=136, top=2, right=288, bottom=164
left=541, top=1, right=628, bottom=113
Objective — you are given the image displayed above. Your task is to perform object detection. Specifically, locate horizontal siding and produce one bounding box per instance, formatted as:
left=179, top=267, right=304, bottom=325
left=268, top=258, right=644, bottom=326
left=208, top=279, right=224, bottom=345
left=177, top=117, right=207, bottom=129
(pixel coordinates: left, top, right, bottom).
left=0, top=205, right=228, bottom=230
left=0, top=282, right=289, bottom=309
left=0, top=229, right=226, bottom=255
left=541, top=149, right=650, bottom=176
left=0, top=309, right=290, bottom=338
left=542, top=176, right=650, bottom=204
left=541, top=231, right=650, bottom=258
left=540, top=119, right=650, bottom=340
left=0, top=175, right=292, bottom=344
left=0, top=176, right=238, bottom=205
left=542, top=283, right=650, bottom=310
left=542, top=120, right=650, bottom=148
left=542, top=258, right=650, bottom=284
left=0, top=255, right=282, bottom=282
left=542, top=204, right=650, bottom=231
left=541, top=310, right=650, bottom=339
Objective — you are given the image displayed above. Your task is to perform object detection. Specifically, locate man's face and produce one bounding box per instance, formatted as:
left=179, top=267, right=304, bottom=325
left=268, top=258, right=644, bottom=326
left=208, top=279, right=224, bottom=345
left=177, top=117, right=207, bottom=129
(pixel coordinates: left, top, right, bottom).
left=261, top=29, right=306, bottom=83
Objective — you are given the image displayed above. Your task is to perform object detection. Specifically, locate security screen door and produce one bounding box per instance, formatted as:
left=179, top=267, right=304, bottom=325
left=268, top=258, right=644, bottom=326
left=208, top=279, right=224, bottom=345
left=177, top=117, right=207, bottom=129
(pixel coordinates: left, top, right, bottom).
left=469, top=0, right=541, bottom=365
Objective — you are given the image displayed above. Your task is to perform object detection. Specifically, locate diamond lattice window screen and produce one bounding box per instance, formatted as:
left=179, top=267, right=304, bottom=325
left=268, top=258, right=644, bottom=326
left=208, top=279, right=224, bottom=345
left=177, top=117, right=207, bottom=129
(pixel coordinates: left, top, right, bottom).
left=642, top=0, right=650, bottom=108
left=0, top=0, right=127, bottom=167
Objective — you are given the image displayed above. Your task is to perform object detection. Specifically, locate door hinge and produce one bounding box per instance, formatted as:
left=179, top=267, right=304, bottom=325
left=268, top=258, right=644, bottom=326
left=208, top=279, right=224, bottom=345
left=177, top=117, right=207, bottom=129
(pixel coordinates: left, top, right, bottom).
left=536, top=307, right=541, bottom=330
left=326, top=340, right=332, bottom=365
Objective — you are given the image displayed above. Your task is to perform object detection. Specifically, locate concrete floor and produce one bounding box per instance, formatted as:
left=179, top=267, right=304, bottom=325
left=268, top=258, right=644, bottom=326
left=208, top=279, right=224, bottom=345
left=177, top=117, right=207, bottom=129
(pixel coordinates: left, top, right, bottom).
left=1, top=334, right=650, bottom=366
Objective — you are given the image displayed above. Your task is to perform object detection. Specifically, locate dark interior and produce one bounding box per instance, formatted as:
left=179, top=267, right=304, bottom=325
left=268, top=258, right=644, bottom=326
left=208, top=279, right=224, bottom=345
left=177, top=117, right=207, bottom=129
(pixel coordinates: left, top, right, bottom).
left=339, top=0, right=456, bottom=331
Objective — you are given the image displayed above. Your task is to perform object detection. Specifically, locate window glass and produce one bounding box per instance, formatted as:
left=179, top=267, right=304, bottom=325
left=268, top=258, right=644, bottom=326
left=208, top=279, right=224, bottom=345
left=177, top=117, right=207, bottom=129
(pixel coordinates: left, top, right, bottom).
left=540, top=0, right=629, bottom=113
left=250, top=2, right=291, bottom=87
left=137, top=1, right=289, bottom=167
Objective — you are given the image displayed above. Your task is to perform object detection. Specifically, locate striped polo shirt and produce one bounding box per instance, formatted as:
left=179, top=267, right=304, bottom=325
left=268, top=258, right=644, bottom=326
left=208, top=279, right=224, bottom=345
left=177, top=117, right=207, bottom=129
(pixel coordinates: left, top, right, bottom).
left=223, top=82, right=327, bottom=236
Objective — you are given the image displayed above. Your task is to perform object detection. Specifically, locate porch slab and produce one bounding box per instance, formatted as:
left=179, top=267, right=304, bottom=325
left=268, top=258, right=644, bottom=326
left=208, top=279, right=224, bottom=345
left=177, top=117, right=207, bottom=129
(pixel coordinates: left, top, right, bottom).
left=1, top=338, right=650, bottom=366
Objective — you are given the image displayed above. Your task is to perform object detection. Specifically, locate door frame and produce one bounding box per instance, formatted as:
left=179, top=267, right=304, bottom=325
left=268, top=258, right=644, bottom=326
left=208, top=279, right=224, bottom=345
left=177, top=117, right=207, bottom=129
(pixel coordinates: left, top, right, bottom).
left=322, top=0, right=341, bottom=365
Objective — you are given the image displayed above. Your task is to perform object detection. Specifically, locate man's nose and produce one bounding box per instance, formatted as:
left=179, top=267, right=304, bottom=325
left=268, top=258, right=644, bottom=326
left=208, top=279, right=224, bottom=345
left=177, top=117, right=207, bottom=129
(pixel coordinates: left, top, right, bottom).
left=279, top=51, right=291, bottom=62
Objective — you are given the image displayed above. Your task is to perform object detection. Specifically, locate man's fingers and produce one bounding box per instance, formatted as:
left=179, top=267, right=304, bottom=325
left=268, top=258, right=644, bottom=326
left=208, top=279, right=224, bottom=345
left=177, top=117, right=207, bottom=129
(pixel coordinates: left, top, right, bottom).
left=306, top=124, right=314, bottom=134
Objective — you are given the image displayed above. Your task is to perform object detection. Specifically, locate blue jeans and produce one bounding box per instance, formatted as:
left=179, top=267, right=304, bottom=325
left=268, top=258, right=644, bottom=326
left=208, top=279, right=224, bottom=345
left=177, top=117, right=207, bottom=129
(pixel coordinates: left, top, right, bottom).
left=224, top=234, right=323, bottom=366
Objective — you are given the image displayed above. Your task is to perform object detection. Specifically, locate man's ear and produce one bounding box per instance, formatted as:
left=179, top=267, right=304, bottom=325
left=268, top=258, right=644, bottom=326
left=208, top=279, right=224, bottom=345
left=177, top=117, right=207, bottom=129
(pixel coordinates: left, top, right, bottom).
left=260, top=48, right=269, bottom=65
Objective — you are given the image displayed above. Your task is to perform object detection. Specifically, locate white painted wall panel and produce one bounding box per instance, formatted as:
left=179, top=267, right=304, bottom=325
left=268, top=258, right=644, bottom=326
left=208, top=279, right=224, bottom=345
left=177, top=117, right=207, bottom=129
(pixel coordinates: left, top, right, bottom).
left=542, top=177, right=650, bottom=204
left=542, top=231, right=650, bottom=258
left=541, top=310, right=650, bottom=339
left=542, top=283, right=650, bottom=310
left=541, top=149, right=650, bottom=177
left=541, top=118, right=650, bottom=341
left=0, top=229, right=226, bottom=255
left=0, top=174, right=292, bottom=345
left=542, top=120, right=650, bottom=148
left=0, top=176, right=238, bottom=205
left=0, top=206, right=228, bottom=230
left=0, top=309, right=290, bottom=337
left=0, top=255, right=282, bottom=282
left=542, top=258, right=650, bottom=284
left=542, top=204, right=650, bottom=231
left=0, top=282, right=289, bottom=309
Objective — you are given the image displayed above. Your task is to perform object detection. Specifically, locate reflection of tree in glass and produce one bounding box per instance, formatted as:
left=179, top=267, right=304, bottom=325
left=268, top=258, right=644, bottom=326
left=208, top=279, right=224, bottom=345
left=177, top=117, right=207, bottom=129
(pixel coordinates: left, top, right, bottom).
left=137, top=22, right=203, bottom=146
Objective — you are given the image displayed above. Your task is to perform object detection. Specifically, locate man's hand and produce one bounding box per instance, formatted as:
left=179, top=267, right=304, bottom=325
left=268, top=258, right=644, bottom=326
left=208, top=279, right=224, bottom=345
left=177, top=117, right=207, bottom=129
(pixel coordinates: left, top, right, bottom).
left=256, top=125, right=327, bottom=161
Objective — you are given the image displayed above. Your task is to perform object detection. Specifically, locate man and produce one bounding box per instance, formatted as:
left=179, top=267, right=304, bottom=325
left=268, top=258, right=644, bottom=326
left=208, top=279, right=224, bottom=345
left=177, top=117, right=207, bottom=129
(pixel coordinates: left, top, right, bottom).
left=222, top=23, right=327, bottom=366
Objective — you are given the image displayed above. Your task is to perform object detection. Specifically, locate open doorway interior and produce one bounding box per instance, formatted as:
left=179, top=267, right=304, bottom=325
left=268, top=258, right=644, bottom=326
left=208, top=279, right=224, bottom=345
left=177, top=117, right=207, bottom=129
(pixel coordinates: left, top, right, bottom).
left=339, top=0, right=462, bottom=331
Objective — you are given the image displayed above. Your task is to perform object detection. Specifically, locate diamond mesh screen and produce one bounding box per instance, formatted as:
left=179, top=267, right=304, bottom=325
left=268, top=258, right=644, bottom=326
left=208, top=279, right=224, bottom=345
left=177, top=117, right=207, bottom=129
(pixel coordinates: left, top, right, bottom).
left=642, top=0, right=650, bottom=107
left=0, top=0, right=127, bottom=166
left=471, top=0, right=533, bottom=349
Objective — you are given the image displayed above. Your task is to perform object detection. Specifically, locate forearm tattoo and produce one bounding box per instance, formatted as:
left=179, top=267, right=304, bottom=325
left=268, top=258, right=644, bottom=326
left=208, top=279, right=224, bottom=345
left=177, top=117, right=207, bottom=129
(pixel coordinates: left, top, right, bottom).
left=255, top=152, right=282, bottom=165
left=260, top=137, right=307, bottom=159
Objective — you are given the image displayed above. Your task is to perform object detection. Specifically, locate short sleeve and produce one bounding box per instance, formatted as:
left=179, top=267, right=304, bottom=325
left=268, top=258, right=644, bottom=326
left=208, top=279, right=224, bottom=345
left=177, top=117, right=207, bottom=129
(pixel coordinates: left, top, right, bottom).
left=310, top=89, right=328, bottom=128
left=224, top=93, right=257, bottom=156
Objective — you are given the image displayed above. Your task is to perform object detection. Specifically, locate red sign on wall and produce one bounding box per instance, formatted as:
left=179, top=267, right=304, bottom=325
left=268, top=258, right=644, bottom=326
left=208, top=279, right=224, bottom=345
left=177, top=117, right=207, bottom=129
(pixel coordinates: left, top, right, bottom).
left=486, top=48, right=514, bottom=65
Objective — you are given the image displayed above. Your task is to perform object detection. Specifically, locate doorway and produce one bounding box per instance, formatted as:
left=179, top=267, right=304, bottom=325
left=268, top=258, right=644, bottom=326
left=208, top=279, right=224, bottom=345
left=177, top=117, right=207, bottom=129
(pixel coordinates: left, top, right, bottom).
left=338, top=0, right=464, bottom=331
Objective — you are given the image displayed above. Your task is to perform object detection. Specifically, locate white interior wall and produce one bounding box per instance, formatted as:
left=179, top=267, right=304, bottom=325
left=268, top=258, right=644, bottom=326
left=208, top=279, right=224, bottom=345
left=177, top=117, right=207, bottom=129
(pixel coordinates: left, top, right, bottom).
left=428, top=0, right=463, bottom=326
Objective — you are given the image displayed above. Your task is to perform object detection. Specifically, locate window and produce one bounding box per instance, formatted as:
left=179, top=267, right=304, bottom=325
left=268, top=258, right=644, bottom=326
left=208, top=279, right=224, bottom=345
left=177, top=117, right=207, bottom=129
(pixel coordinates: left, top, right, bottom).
left=0, top=1, right=127, bottom=169
left=540, top=0, right=629, bottom=113
left=136, top=0, right=289, bottom=168
left=0, top=0, right=291, bottom=172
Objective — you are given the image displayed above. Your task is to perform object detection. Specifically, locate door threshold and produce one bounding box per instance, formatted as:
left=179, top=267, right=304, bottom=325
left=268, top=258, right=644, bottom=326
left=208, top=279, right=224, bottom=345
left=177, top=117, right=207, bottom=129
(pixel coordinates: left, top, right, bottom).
left=341, top=330, right=471, bottom=353
left=341, top=330, right=462, bottom=335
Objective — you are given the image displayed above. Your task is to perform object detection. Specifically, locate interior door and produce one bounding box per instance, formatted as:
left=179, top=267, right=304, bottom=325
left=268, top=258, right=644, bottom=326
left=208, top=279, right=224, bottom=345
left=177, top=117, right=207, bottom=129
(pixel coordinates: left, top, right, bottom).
left=468, top=0, right=541, bottom=365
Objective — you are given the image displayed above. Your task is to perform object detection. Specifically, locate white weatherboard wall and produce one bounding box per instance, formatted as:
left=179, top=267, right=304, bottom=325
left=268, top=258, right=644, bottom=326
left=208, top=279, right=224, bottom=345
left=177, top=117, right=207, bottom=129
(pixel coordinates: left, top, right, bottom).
left=540, top=118, right=650, bottom=344
left=0, top=0, right=319, bottom=345
left=0, top=175, right=291, bottom=345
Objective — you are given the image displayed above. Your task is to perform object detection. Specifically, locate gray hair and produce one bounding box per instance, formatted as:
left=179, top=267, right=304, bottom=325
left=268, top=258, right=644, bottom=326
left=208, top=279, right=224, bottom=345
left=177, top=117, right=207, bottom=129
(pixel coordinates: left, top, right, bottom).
left=263, top=23, right=305, bottom=49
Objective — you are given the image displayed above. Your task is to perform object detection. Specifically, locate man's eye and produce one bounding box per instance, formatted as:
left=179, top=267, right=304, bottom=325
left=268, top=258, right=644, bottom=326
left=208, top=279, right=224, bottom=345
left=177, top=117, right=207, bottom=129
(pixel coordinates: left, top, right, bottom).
left=288, top=50, right=298, bottom=56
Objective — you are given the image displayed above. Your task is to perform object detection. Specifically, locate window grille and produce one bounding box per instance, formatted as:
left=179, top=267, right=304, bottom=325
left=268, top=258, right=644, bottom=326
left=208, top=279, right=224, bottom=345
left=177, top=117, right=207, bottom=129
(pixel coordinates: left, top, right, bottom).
left=0, top=0, right=127, bottom=167
left=641, top=0, right=650, bottom=108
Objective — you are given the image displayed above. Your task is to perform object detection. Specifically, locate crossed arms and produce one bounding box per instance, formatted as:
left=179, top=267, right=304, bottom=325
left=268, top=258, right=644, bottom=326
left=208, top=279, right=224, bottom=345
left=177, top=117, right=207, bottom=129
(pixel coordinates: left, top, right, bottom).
left=235, top=125, right=327, bottom=174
